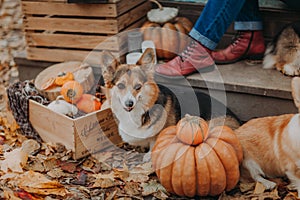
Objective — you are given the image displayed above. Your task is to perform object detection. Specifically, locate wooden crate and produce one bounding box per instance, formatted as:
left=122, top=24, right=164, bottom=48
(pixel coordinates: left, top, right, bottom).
left=29, top=100, right=122, bottom=159
left=21, top=0, right=151, bottom=64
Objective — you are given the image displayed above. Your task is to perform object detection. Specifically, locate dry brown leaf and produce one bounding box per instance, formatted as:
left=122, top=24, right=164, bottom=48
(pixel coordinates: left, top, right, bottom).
left=21, top=139, right=40, bottom=155
left=123, top=181, right=142, bottom=196
left=239, top=182, right=255, bottom=193
left=1, top=148, right=28, bottom=173
left=253, top=182, right=266, bottom=194
left=3, top=188, right=22, bottom=200
left=141, top=180, right=168, bottom=197
left=92, top=171, right=122, bottom=188
left=47, top=168, right=66, bottom=179
left=17, top=170, right=68, bottom=196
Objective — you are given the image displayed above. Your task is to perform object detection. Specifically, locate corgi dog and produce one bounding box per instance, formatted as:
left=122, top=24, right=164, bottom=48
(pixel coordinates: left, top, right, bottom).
left=235, top=77, right=300, bottom=197
left=100, top=48, right=240, bottom=157
left=263, top=21, right=300, bottom=76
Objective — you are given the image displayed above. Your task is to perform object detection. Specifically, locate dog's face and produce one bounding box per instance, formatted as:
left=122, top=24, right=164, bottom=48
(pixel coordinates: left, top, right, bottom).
left=100, top=48, right=158, bottom=112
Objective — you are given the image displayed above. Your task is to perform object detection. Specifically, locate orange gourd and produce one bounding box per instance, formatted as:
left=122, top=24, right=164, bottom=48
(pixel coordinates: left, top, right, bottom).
left=176, top=115, right=209, bottom=145
left=152, top=116, right=243, bottom=197
left=60, top=81, right=83, bottom=104
left=54, top=72, right=74, bottom=86
left=140, top=17, right=193, bottom=60
left=76, top=94, right=102, bottom=113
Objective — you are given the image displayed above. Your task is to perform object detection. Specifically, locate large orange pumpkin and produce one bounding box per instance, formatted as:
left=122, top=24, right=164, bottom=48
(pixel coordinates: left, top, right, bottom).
left=152, top=117, right=243, bottom=197
left=140, top=17, right=193, bottom=60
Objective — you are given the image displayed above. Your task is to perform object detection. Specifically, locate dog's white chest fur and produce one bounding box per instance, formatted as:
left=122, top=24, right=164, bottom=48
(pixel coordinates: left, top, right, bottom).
left=112, top=97, right=167, bottom=147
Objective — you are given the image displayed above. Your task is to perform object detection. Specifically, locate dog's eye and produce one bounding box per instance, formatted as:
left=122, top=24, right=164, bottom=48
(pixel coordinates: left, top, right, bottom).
left=117, top=83, right=125, bottom=89
left=134, top=84, right=142, bottom=91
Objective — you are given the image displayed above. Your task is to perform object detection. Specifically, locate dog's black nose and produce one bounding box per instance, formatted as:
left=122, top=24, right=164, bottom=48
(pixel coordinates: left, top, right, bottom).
left=125, top=100, right=134, bottom=108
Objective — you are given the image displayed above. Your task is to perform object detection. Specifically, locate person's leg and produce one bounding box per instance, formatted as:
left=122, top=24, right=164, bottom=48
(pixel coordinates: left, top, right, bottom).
left=155, top=0, right=255, bottom=78
left=212, top=0, right=266, bottom=64
left=190, top=0, right=247, bottom=50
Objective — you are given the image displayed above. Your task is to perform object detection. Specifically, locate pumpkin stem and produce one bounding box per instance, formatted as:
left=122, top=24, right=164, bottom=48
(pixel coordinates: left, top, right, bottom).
left=149, top=0, right=163, bottom=10
left=55, top=95, right=64, bottom=104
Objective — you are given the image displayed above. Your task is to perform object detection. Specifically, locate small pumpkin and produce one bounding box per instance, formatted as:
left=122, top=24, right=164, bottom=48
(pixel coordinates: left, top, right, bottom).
left=140, top=17, right=193, bottom=60
left=47, top=96, right=78, bottom=117
left=60, top=80, right=83, bottom=104
left=152, top=116, right=243, bottom=197
left=54, top=72, right=74, bottom=86
left=76, top=94, right=102, bottom=113
left=176, top=114, right=209, bottom=145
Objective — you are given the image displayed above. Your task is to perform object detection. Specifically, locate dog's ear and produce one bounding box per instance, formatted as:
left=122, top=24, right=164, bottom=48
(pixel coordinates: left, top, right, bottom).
left=136, top=48, right=156, bottom=79
left=99, top=51, right=119, bottom=88
left=291, top=77, right=300, bottom=112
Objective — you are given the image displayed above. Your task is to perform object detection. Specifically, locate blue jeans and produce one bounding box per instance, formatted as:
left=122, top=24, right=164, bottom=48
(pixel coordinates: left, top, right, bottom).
left=189, top=0, right=263, bottom=50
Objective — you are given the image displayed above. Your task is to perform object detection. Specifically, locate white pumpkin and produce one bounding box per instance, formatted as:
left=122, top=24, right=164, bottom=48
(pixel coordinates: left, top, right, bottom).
left=47, top=96, right=78, bottom=116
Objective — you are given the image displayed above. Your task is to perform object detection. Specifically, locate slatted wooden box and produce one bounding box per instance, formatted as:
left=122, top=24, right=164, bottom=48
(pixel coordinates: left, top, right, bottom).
left=21, top=0, right=151, bottom=64
left=29, top=100, right=122, bottom=159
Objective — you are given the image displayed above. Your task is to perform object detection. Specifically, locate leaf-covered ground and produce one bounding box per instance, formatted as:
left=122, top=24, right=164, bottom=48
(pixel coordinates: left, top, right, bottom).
left=0, top=0, right=299, bottom=199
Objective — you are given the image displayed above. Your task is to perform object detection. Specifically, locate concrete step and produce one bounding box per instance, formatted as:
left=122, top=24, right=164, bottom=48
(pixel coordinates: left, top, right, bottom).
left=155, top=61, right=297, bottom=122
left=15, top=53, right=297, bottom=122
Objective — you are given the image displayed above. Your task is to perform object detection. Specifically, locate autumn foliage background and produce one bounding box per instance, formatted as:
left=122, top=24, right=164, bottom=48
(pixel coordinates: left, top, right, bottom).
left=0, top=0, right=299, bottom=199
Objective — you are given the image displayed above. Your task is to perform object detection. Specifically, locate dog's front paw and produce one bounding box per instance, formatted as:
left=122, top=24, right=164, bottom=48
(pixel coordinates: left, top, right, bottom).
left=282, top=64, right=300, bottom=76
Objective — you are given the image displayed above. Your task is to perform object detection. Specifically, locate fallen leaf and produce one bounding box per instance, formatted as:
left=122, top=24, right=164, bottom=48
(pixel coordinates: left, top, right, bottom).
left=14, top=189, right=42, bottom=200
left=92, top=171, right=122, bottom=188
left=141, top=180, right=168, bottom=197
left=21, top=139, right=40, bottom=155
left=47, top=168, right=66, bottom=179
left=58, top=160, right=78, bottom=173
left=123, top=181, right=142, bottom=196
left=253, top=182, right=266, bottom=194
left=17, top=170, right=68, bottom=196
left=3, top=188, right=22, bottom=200
left=239, top=182, right=255, bottom=193
left=1, top=148, right=28, bottom=173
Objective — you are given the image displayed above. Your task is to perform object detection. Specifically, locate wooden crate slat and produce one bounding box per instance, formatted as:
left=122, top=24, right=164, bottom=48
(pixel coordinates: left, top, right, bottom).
left=24, top=17, right=119, bottom=34
left=115, top=0, right=146, bottom=16
left=26, top=33, right=121, bottom=50
left=22, top=0, right=120, bottom=3
left=22, top=0, right=145, bottom=17
left=26, top=47, right=124, bottom=64
left=117, top=1, right=151, bottom=30
left=22, top=2, right=118, bottom=17
left=25, top=16, right=145, bottom=53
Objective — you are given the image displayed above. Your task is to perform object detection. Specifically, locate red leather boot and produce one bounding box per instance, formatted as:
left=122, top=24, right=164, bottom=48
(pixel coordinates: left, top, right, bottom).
left=155, top=40, right=215, bottom=79
left=211, top=31, right=266, bottom=64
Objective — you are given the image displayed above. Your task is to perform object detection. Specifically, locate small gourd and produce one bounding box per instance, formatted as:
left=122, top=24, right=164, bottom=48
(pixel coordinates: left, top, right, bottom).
left=54, top=72, right=74, bottom=86
left=47, top=96, right=78, bottom=116
left=147, top=0, right=178, bottom=24
left=60, top=80, right=83, bottom=104
left=76, top=94, right=102, bottom=113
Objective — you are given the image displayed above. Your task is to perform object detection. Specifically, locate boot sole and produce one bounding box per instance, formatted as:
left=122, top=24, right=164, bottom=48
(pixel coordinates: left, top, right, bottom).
left=214, top=53, right=264, bottom=65
left=154, top=64, right=216, bottom=80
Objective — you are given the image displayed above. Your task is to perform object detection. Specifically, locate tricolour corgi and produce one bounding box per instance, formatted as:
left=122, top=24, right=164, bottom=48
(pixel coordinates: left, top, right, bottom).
left=263, top=21, right=300, bottom=76
left=100, top=48, right=240, bottom=157
left=235, top=77, right=300, bottom=197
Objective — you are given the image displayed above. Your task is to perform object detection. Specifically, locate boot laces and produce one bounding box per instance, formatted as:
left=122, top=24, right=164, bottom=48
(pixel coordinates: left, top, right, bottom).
left=180, top=40, right=197, bottom=61
left=231, top=31, right=244, bottom=46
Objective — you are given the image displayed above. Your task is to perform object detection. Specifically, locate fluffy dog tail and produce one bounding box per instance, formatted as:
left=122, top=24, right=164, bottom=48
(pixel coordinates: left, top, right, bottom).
left=262, top=43, right=276, bottom=69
